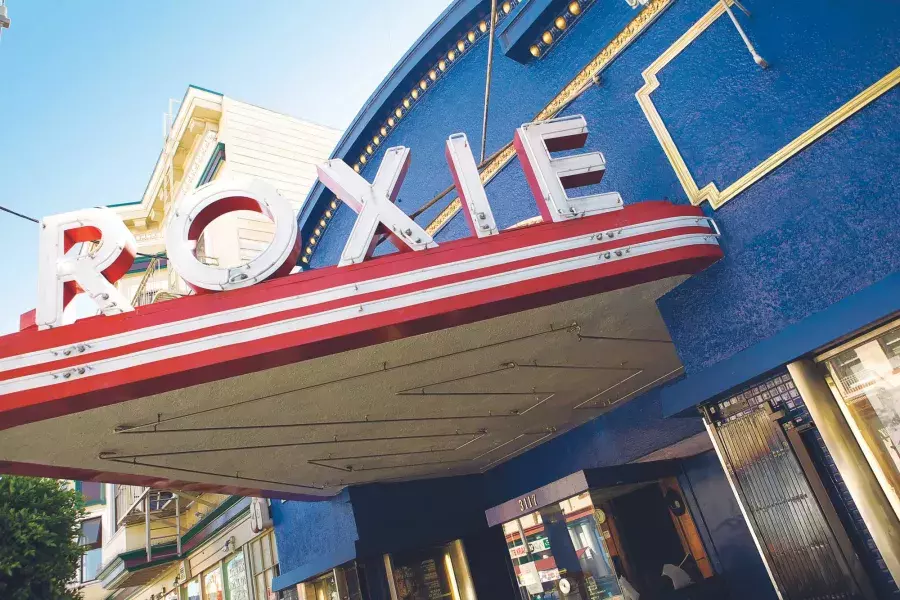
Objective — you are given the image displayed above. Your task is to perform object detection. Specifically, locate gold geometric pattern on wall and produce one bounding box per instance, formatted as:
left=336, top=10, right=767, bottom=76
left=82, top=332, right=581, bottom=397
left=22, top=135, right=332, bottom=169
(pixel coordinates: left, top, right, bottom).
left=426, top=0, right=676, bottom=235
left=635, top=0, right=900, bottom=210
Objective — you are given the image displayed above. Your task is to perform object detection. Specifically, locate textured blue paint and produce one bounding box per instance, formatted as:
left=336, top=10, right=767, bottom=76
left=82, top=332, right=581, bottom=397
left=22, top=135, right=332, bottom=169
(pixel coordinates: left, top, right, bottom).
left=661, top=271, right=900, bottom=416
left=483, top=386, right=704, bottom=506
left=653, top=0, right=900, bottom=190
left=679, top=451, right=777, bottom=600
left=655, top=0, right=900, bottom=372
left=270, top=491, right=359, bottom=591
left=658, top=85, right=900, bottom=372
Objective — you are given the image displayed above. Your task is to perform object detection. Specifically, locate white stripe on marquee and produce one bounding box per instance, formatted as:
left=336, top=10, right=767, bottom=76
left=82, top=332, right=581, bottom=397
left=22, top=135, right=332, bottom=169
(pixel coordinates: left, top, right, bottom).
left=0, top=231, right=718, bottom=396
left=0, top=216, right=716, bottom=375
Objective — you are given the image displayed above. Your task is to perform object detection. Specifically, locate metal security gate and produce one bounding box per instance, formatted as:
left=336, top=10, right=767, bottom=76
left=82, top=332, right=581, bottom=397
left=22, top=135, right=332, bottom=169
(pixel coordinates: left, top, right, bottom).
left=704, top=373, right=867, bottom=600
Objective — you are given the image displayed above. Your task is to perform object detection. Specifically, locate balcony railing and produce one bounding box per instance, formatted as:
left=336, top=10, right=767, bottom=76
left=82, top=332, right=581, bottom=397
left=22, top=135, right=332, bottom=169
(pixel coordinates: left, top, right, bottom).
left=115, top=486, right=177, bottom=528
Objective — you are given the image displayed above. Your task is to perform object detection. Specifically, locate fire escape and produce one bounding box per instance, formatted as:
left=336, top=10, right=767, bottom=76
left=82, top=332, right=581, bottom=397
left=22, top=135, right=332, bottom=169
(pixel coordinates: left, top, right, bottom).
left=112, top=245, right=226, bottom=564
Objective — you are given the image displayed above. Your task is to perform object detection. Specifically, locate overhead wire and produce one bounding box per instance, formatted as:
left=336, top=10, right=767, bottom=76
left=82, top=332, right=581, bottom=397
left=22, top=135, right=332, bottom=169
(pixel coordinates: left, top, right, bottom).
left=0, top=204, right=167, bottom=259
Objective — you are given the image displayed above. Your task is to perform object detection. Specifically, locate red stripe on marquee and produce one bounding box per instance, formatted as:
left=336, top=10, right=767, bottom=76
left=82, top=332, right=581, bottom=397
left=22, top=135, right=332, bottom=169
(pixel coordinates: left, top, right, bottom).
left=0, top=203, right=704, bottom=358
left=0, top=242, right=721, bottom=430
left=0, top=224, right=710, bottom=383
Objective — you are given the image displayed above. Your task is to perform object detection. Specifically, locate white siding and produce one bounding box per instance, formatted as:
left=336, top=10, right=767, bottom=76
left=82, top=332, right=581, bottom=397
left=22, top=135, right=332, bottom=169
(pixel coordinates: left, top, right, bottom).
left=208, top=98, right=341, bottom=268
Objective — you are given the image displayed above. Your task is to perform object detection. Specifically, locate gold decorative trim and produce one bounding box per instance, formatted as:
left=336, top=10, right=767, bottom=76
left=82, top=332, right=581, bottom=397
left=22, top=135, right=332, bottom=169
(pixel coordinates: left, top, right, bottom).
left=636, top=0, right=900, bottom=209
left=426, top=0, right=674, bottom=235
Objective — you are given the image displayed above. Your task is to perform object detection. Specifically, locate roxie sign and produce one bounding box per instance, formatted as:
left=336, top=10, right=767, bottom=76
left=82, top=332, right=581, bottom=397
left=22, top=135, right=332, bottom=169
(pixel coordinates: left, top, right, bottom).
left=1, top=114, right=721, bottom=432
left=33, top=115, right=626, bottom=329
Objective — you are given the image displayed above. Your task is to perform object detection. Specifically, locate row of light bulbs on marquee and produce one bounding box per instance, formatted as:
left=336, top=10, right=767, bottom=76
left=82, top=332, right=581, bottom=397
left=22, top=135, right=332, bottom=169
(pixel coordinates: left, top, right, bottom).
left=305, top=0, right=588, bottom=265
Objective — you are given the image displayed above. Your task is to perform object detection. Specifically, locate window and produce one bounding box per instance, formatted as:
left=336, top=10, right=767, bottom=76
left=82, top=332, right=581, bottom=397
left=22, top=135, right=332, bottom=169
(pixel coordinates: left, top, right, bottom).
left=204, top=566, right=225, bottom=600
left=78, top=517, right=103, bottom=583
left=387, top=541, right=473, bottom=600
left=185, top=577, right=202, bottom=600
left=75, top=481, right=105, bottom=505
left=225, top=551, right=251, bottom=600
left=249, top=530, right=280, bottom=600
left=824, top=321, right=900, bottom=522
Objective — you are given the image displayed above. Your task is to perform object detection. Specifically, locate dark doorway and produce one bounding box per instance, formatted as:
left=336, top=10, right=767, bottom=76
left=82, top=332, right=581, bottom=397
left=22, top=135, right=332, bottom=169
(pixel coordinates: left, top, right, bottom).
left=610, top=484, right=686, bottom=598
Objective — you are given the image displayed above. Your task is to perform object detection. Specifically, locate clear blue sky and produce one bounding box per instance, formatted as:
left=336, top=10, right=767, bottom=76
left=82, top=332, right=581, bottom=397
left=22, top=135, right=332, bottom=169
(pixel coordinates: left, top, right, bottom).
left=0, top=0, right=451, bottom=334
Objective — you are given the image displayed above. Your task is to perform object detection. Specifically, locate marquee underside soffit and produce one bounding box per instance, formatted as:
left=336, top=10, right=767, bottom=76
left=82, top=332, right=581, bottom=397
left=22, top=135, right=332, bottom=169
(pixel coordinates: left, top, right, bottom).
left=0, top=278, right=684, bottom=498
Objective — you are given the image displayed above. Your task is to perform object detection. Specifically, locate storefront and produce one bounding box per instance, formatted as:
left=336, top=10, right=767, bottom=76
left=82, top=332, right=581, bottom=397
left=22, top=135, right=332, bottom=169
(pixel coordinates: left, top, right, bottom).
left=486, top=462, right=725, bottom=600
left=689, top=318, right=900, bottom=600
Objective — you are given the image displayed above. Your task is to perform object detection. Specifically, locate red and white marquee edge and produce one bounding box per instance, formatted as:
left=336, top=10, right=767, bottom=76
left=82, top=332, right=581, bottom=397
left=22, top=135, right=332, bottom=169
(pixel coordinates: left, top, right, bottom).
left=0, top=202, right=719, bottom=424
left=0, top=116, right=723, bottom=498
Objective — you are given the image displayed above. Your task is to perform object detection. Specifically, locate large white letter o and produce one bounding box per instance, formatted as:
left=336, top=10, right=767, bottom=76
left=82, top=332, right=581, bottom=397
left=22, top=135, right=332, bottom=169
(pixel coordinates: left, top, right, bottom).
left=166, top=176, right=300, bottom=293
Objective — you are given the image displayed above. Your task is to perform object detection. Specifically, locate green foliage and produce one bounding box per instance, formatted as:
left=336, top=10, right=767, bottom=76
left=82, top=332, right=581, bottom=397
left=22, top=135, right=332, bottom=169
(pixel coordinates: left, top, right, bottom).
left=0, top=476, right=86, bottom=600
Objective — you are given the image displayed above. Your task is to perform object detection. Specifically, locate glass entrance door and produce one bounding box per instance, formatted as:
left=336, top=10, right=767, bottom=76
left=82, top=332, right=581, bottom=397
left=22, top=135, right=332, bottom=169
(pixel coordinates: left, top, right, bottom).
left=503, top=492, right=622, bottom=600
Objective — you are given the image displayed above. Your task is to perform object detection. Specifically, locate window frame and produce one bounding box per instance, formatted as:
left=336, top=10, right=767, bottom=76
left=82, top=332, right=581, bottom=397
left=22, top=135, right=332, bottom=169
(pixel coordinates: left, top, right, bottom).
left=75, top=480, right=106, bottom=506
left=77, top=516, right=103, bottom=584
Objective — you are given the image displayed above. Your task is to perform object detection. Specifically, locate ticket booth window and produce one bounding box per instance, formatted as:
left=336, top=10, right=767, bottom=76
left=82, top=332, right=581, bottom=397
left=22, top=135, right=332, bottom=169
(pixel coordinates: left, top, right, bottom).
left=503, top=492, right=621, bottom=600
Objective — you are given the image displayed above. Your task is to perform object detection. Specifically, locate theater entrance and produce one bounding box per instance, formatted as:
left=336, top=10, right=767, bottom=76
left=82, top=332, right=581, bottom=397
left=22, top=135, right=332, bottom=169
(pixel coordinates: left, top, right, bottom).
left=486, top=462, right=720, bottom=600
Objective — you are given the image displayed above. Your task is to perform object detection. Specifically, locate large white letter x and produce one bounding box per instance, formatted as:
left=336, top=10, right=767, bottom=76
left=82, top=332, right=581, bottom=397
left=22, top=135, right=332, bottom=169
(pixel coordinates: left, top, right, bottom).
left=317, top=146, right=437, bottom=267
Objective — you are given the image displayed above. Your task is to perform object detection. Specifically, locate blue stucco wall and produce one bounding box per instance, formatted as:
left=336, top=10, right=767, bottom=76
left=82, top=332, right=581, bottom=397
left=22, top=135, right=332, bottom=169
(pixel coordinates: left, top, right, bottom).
left=271, top=490, right=359, bottom=590
left=654, top=0, right=900, bottom=372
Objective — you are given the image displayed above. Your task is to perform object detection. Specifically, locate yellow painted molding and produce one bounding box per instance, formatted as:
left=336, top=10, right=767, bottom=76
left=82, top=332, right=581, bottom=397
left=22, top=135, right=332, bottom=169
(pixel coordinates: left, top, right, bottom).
left=635, top=0, right=900, bottom=210
left=426, top=0, right=675, bottom=235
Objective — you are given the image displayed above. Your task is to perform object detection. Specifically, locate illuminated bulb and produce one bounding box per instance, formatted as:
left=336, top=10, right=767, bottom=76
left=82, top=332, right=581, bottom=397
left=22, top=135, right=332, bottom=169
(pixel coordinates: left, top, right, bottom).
left=330, top=200, right=338, bottom=209
left=403, top=98, right=411, bottom=108
left=438, top=60, right=447, bottom=71
left=542, top=31, right=553, bottom=44
left=353, top=164, right=360, bottom=173
left=366, top=144, right=373, bottom=154
left=502, top=1, right=512, bottom=14
left=305, top=247, right=312, bottom=255
left=457, top=40, right=465, bottom=52
left=568, top=1, right=581, bottom=15
left=325, top=210, right=333, bottom=218
left=419, top=79, right=428, bottom=90
left=388, top=117, right=395, bottom=127
left=360, top=155, right=367, bottom=164
left=373, top=136, right=380, bottom=145
left=395, top=108, right=403, bottom=118
left=429, top=69, right=437, bottom=81
left=314, top=228, right=321, bottom=236
left=309, top=237, right=317, bottom=245
left=411, top=89, right=420, bottom=100
left=380, top=126, right=388, bottom=136
left=467, top=31, right=475, bottom=43
left=530, top=45, right=541, bottom=57
left=447, top=50, right=456, bottom=61
left=302, top=256, right=309, bottom=264
left=555, top=16, right=567, bottom=29
left=479, top=21, right=487, bottom=33
left=320, top=219, right=327, bottom=227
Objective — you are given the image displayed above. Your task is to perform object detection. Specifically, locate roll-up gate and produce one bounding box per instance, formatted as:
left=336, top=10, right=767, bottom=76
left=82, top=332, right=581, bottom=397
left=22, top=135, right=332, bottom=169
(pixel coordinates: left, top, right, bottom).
left=704, top=373, right=868, bottom=600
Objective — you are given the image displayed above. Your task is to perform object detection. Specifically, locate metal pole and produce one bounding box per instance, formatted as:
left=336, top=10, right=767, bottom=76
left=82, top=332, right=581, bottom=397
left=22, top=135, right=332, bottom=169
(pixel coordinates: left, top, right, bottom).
left=479, top=0, right=499, bottom=162
left=722, top=2, right=768, bottom=68
left=145, top=493, right=152, bottom=562
left=175, top=494, right=182, bottom=557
